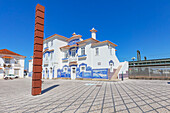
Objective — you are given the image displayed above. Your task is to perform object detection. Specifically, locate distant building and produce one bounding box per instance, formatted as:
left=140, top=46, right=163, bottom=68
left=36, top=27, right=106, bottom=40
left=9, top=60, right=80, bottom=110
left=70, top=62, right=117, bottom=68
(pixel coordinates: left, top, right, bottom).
left=0, top=49, right=26, bottom=79
left=129, top=58, right=170, bottom=79
left=29, top=28, right=128, bottom=80
left=129, top=58, right=170, bottom=67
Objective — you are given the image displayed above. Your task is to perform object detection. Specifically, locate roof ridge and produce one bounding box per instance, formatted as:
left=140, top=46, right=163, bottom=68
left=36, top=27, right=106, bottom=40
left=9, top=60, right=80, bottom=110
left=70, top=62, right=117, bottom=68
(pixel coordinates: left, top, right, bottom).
left=0, top=49, right=26, bottom=58
left=44, top=34, right=68, bottom=41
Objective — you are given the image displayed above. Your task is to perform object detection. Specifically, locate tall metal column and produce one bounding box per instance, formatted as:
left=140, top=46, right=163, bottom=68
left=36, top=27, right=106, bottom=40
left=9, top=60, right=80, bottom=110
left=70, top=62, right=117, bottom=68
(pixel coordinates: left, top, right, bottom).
left=32, top=4, right=45, bottom=96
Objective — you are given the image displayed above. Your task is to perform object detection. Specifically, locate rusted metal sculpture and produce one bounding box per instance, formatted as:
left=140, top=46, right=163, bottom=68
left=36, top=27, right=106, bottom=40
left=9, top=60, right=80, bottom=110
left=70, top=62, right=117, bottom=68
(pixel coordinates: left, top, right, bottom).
left=32, top=4, right=45, bottom=96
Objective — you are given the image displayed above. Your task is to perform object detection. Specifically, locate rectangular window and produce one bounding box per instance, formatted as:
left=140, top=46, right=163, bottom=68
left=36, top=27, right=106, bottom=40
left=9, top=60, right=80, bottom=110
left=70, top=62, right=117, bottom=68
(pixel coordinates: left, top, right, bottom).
left=81, top=47, right=85, bottom=55
left=51, top=41, right=53, bottom=46
left=96, top=48, right=99, bottom=56
left=14, top=69, right=19, bottom=75
left=71, top=50, right=76, bottom=57
left=15, top=59, right=19, bottom=64
left=46, top=43, right=48, bottom=47
left=64, top=52, right=68, bottom=58
left=51, top=52, right=53, bottom=60
left=45, top=54, right=48, bottom=61
left=5, top=58, right=10, bottom=63
left=110, top=47, right=112, bottom=55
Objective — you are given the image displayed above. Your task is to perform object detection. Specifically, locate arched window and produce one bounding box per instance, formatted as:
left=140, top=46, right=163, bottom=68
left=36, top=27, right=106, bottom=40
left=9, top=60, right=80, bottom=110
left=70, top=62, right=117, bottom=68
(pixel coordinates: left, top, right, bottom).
left=64, top=67, right=67, bottom=73
left=109, top=60, right=114, bottom=72
left=80, top=66, right=86, bottom=72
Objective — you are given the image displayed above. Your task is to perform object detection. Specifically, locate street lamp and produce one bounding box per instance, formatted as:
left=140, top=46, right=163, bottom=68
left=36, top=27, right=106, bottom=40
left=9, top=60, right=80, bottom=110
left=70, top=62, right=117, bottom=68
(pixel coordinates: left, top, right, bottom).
left=131, top=57, right=136, bottom=65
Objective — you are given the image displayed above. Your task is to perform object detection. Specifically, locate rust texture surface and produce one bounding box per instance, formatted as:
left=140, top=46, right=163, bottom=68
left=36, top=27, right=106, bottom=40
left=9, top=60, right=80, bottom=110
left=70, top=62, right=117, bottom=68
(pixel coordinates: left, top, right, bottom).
left=32, top=4, right=45, bottom=96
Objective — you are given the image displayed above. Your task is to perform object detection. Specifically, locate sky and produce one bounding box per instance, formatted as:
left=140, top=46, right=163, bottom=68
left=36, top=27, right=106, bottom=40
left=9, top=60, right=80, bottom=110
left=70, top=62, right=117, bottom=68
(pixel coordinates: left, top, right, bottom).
left=0, top=0, right=170, bottom=69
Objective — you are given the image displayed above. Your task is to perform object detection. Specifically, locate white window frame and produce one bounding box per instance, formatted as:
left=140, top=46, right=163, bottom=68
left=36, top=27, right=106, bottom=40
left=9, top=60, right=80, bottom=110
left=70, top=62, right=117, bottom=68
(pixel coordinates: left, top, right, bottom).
left=64, top=51, right=68, bottom=58
left=95, top=48, right=99, bottom=56
left=15, top=59, right=19, bottom=64
left=80, top=66, right=86, bottom=72
left=45, top=54, right=48, bottom=61
left=71, top=50, right=76, bottom=57
left=5, top=58, right=10, bottom=64
left=51, top=41, right=53, bottom=47
left=81, top=47, right=85, bottom=55
left=110, top=63, right=114, bottom=72
left=46, top=43, right=48, bottom=48
left=14, top=69, right=19, bottom=75
left=64, top=67, right=67, bottom=73
left=51, top=52, right=53, bottom=60
left=110, top=47, right=112, bottom=55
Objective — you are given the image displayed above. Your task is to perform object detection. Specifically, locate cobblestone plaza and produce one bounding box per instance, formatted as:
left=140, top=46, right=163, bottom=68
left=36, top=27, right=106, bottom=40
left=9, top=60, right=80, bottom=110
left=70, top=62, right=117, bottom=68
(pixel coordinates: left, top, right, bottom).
left=0, top=78, right=170, bottom=113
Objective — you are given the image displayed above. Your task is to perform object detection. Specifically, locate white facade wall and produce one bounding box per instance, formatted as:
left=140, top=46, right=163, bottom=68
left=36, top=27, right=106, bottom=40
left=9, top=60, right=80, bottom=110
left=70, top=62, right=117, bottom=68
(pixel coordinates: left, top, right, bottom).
left=28, top=59, right=33, bottom=77
left=91, top=45, right=119, bottom=69
left=29, top=33, right=128, bottom=80
left=0, top=55, right=25, bottom=79
left=43, top=36, right=67, bottom=79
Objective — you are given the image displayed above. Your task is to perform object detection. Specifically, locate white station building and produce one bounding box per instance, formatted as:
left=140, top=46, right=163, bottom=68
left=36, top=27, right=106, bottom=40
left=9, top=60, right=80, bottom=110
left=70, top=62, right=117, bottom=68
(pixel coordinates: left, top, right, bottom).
left=0, top=49, right=26, bottom=79
left=29, top=28, right=128, bottom=80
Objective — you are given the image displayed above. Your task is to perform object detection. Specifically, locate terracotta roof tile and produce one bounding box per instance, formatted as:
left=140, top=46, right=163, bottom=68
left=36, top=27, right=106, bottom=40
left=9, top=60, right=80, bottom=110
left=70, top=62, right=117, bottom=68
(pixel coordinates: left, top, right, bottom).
left=0, top=49, right=26, bottom=58
left=44, top=34, right=68, bottom=41
left=77, top=38, right=100, bottom=44
left=91, top=40, right=117, bottom=47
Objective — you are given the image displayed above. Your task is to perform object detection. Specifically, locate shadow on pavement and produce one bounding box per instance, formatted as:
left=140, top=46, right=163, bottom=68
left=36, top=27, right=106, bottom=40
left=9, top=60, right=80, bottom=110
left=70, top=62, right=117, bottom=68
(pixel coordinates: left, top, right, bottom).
left=41, top=84, right=59, bottom=94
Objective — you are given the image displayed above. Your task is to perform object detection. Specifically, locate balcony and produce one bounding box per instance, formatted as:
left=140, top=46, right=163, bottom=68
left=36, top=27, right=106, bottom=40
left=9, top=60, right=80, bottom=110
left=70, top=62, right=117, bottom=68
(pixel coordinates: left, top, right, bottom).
left=69, top=57, right=77, bottom=62
left=13, top=64, right=21, bottom=67
left=62, top=58, right=68, bottom=62
left=44, top=47, right=49, bottom=50
left=3, top=63, right=12, bottom=68
left=78, top=55, right=87, bottom=60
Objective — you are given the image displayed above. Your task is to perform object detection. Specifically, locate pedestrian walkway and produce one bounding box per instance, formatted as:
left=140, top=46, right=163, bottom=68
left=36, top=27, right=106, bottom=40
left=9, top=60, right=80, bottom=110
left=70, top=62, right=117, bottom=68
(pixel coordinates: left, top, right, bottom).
left=0, top=78, right=169, bottom=113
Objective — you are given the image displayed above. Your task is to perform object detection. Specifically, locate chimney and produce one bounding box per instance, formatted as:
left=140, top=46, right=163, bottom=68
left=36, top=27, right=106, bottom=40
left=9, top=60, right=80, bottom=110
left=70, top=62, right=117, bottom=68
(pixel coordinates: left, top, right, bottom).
left=72, top=32, right=76, bottom=36
left=90, top=28, right=97, bottom=39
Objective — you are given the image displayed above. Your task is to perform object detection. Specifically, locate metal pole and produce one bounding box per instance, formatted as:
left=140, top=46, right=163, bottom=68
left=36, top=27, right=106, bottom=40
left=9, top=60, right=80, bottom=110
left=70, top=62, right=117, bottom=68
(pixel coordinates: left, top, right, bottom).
left=122, top=71, right=123, bottom=81
left=149, top=67, right=150, bottom=77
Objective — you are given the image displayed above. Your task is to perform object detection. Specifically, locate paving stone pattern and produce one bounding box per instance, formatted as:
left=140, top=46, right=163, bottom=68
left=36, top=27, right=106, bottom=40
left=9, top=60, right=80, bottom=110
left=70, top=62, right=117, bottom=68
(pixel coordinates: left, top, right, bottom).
left=0, top=78, right=170, bottom=113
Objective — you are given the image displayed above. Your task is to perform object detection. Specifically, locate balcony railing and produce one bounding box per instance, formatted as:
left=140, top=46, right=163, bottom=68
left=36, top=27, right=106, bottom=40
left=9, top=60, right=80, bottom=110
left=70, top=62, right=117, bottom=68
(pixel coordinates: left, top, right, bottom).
left=3, top=63, right=12, bottom=68
left=69, top=57, right=77, bottom=62
left=13, top=64, right=21, bottom=67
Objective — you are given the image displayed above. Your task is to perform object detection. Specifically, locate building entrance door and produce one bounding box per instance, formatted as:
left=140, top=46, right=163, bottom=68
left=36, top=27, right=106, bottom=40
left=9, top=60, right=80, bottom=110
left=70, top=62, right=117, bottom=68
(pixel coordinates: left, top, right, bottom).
left=71, top=67, right=76, bottom=79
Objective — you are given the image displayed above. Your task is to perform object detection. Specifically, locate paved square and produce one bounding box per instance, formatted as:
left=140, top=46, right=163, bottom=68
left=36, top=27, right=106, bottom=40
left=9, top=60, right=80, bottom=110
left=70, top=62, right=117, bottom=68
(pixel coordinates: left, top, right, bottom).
left=0, top=78, right=169, bottom=113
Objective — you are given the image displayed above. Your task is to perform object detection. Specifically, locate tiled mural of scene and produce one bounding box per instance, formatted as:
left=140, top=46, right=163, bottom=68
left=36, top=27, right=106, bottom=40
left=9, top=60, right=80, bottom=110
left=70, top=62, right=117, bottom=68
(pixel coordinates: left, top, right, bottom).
left=57, top=63, right=109, bottom=79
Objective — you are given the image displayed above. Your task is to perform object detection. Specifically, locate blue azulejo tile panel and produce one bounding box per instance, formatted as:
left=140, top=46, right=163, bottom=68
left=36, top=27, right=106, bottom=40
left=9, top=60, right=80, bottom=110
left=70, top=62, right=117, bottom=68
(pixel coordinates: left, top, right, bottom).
left=77, top=72, right=92, bottom=78
left=83, top=71, right=92, bottom=78
left=57, top=66, right=71, bottom=78
left=92, top=69, right=108, bottom=79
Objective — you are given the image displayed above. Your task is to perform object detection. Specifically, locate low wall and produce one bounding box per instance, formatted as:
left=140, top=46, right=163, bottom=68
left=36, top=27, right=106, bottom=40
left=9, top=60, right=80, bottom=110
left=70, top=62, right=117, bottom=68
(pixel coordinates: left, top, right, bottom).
left=129, top=76, right=170, bottom=80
